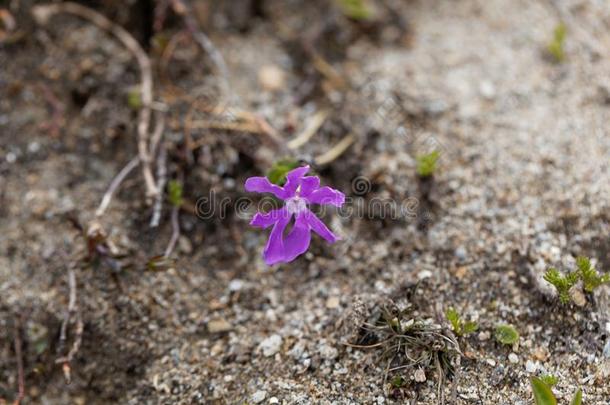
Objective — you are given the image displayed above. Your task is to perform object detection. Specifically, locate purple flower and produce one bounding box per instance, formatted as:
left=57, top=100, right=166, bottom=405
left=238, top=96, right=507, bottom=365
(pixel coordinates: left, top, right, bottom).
left=245, top=165, right=345, bottom=265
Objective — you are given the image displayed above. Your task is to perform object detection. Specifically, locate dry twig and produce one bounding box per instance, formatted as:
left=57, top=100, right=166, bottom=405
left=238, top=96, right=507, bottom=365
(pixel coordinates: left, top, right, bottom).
left=314, top=133, right=355, bottom=166
left=95, top=157, right=140, bottom=218
left=55, top=269, right=83, bottom=384
left=150, top=144, right=168, bottom=228
left=287, top=109, right=329, bottom=149
left=164, top=204, right=180, bottom=258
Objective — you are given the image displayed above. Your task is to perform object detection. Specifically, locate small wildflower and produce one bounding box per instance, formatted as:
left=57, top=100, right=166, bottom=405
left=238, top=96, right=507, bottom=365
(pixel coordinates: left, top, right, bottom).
left=245, top=165, right=345, bottom=265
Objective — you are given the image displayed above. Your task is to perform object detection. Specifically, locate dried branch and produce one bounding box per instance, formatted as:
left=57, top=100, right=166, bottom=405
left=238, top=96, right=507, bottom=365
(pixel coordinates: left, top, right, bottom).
left=150, top=144, right=167, bottom=228
left=56, top=269, right=83, bottom=384
left=95, top=157, right=140, bottom=217
left=164, top=204, right=180, bottom=258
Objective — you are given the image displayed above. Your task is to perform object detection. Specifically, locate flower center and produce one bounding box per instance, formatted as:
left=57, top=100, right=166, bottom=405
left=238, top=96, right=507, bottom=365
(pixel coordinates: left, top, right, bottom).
left=286, top=196, right=307, bottom=215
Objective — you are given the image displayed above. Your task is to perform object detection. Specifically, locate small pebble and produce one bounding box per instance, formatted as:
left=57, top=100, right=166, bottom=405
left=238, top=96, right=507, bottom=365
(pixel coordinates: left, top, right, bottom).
left=258, top=64, right=285, bottom=92
left=525, top=360, right=537, bottom=373
left=508, top=353, right=519, bottom=364
left=326, top=296, right=340, bottom=309
left=251, top=390, right=267, bottom=404
left=414, top=368, right=426, bottom=382
left=259, top=334, right=282, bottom=357
left=207, top=319, right=232, bottom=334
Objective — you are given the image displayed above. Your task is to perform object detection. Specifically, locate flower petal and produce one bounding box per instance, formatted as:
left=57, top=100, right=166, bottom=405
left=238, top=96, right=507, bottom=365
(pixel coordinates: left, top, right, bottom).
left=283, top=165, right=310, bottom=196
left=305, top=186, right=345, bottom=207
left=299, top=176, right=320, bottom=197
left=281, top=212, right=312, bottom=262
left=245, top=177, right=287, bottom=199
left=263, top=211, right=292, bottom=265
left=303, top=209, right=339, bottom=243
left=250, top=208, right=286, bottom=229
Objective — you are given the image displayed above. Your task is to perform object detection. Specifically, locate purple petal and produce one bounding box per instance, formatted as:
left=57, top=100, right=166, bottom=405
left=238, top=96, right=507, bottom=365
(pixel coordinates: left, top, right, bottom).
left=263, top=211, right=292, bottom=265
left=299, top=176, right=321, bottom=197
left=303, top=209, right=339, bottom=243
left=283, top=165, right=310, bottom=196
left=305, top=186, right=345, bottom=207
left=250, top=208, right=286, bottom=229
left=281, top=212, right=312, bottom=263
left=245, top=177, right=288, bottom=199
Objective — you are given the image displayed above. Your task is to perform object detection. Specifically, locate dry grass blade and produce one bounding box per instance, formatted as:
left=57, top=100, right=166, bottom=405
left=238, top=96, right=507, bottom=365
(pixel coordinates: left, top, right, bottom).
left=314, top=133, right=355, bottom=166
left=287, top=109, right=330, bottom=149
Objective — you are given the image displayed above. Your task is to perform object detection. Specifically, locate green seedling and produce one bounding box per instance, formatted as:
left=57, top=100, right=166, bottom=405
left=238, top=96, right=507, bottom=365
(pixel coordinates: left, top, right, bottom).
left=445, top=307, right=478, bottom=336
left=335, top=0, right=373, bottom=21
left=576, top=256, right=609, bottom=293
left=530, top=376, right=582, bottom=405
left=416, top=150, right=440, bottom=178
left=547, top=23, right=567, bottom=63
left=127, top=88, right=143, bottom=109
left=168, top=180, right=184, bottom=207
left=494, top=324, right=519, bottom=345
left=544, top=267, right=579, bottom=304
left=267, top=159, right=299, bottom=185
left=540, top=374, right=558, bottom=387
left=544, top=256, right=609, bottom=304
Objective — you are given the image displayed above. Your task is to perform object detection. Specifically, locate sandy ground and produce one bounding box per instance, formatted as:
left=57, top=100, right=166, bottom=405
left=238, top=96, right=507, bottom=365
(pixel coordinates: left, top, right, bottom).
left=1, top=0, right=609, bottom=404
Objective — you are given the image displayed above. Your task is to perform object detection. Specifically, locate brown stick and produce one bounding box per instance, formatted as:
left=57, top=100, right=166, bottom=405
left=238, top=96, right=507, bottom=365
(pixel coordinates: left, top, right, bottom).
left=164, top=204, right=180, bottom=258
left=56, top=269, right=83, bottom=384
left=95, top=157, right=140, bottom=217
left=32, top=2, right=158, bottom=197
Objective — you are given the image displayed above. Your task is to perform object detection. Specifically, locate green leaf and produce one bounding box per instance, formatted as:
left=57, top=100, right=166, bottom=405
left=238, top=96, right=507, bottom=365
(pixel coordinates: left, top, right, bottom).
left=445, top=307, right=460, bottom=331
left=390, top=375, right=404, bottom=388
left=570, top=388, right=582, bottom=405
left=416, top=150, right=440, bottom=178
left=463, top=321, right=479, bottom=334
left=168, top=180, right=183, bottom=207
left=543, top=267, right=578, bottom=304
left=577, top=256, right=609, bottom=292
left=540, top=374, right=558, bottom=387
left=531, top=377, right=557, bottom=405
left=494, top=324, right=519, bottom=345
left=335, top=0, right=373, bottom=20
left=267, top=159, right=299, bottom=185
left=547, top=23, right=567, bottom=63
left=127, top=88, right=143, bottom=109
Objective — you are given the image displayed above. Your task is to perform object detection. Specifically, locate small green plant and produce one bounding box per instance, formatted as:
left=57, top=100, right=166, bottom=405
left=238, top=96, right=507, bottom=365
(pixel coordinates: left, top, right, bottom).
left=576, top=256, right=610, bottom=293
left=127, top=88, right=143, bottom=109
left=530, top=376, right=582, bottom=405
left=390, top=375, right=405, bottom=388
left=445, top=307, right=478, bottom=336
left=543, top=267, right=579, bottom=304
left=266, top=159, right=299, bottom=185
left=544, top=256, right=609, bottom=304
left=335, top=0, right=373, bottom=21
left=547, top=23, right=567, bottom=63
left=531, top=377, right=557, bottom=405
left=168, top=180, right=184, bottom=207
left=494, top=324, right=519, bottom=345
left=416, top=150, right=440, bottom=178
left=539, top=374, right=559, bottom=387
